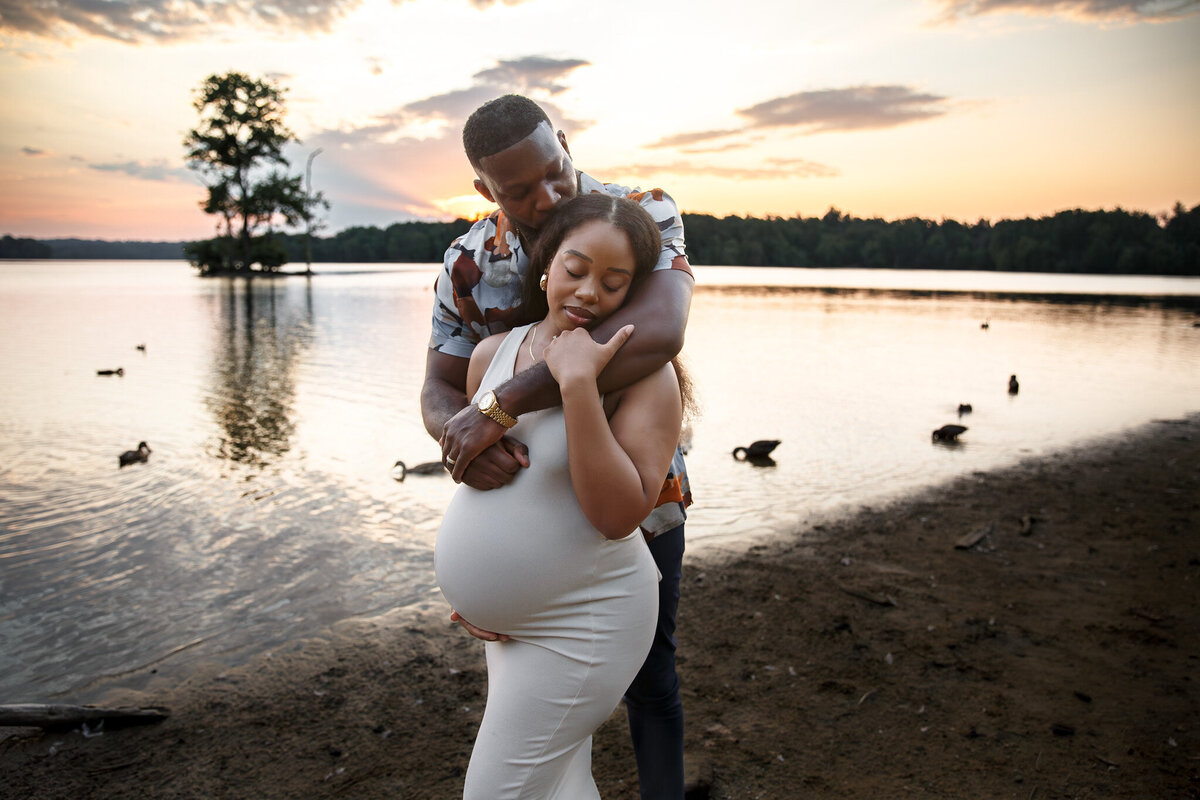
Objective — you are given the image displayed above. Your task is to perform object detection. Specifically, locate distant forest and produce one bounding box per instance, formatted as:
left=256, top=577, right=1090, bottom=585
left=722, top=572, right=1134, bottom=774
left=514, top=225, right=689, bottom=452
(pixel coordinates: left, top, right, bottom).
left=4, top=202, right=1198, bottom=275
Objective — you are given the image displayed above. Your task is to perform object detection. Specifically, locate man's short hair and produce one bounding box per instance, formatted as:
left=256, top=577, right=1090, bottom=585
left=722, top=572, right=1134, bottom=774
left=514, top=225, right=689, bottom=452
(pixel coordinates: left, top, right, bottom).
left=462, top=95, right=552, bottom=168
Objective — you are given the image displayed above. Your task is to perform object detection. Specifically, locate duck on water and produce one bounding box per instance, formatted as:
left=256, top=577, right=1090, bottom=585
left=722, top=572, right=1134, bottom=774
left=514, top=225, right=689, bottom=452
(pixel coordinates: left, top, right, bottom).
left=119, top=442, right=151, bottom=467
left=391, top=460, right=447, bottom=482
left=732, top=440, right=781, bottom=461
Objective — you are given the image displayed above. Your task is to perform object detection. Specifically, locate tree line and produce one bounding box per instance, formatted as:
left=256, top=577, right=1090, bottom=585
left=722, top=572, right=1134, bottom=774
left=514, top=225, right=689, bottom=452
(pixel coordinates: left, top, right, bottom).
left=5, top=202, right=1197, bottom=275
left=679, top=202, right=1199, bottom=275
left=0, top=237, right=187, bottom=259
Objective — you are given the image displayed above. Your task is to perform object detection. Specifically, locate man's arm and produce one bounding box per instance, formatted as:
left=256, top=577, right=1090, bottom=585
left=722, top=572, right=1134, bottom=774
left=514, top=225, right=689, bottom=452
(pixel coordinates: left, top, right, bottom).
left=421, top=348, right=529, bottom=490
left=421, top=349, right=469, bottom=441
left=507, top=268, right=691, bottom=412
left=439, top=268, right=693, bottom=480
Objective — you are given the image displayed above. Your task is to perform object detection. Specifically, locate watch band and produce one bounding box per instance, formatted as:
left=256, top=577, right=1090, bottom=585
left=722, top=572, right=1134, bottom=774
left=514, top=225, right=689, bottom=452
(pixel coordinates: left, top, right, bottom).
left=479, top=393, right=518, bottom=428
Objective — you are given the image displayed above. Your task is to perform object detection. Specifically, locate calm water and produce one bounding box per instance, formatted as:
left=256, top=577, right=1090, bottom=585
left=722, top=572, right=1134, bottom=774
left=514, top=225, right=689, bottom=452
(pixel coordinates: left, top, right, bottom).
left=1, top=260, right=1198, bottom=703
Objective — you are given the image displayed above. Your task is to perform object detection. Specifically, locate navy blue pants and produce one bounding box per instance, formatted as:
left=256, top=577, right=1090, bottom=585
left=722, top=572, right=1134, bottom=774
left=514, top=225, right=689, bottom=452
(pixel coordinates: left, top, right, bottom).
left=624, top=523, right=685, bottom=799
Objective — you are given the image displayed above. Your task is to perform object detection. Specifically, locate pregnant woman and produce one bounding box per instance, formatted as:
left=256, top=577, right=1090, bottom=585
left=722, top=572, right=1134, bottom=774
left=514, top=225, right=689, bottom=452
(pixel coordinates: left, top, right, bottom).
left=435, top=193, right=685, bottom=799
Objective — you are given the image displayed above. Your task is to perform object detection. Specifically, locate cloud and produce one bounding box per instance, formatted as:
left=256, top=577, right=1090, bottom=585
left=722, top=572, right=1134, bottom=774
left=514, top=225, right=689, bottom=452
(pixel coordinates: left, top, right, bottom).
left=933, top=0, right=1200, bottom=23
left=738, top=86, right=950, bottom=133
left=767, top=157, right=841, bottom=177
left=294, top=129, right=476, bottom=229
left=303, top=57, right=863, bottom=229
left=602, top=159, right=839, bottom=181
left=648, top=129, right=743, bottom=149
left=0, top=0, right=369, bottom=43
left=396, top=86, right=508, bottom=128
left=472, top=56, right=590, bottom=95
left=633, top=85, right=948, bottom=186
left=21, top=146, right=48, bottom=156
left=681, top=142, right=755, bottom=155
left=327, top=56, right=593, bottom=143
left=89, top=159, right=191, bottom=181
left=295, top=55, right=594, bottom=229
left=646, top=85, right=950, bottom=154
left=392, top=57, right=592, bottom=131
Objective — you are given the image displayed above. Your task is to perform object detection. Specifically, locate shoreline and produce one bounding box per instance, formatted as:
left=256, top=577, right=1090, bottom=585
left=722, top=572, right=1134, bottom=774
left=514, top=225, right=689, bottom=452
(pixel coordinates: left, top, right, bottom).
left=3, top=414, right=1197, bottom=798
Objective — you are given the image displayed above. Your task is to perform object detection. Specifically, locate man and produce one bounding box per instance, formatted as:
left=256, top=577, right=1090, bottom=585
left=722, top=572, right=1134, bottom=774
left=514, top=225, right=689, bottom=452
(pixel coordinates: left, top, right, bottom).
left=420, top=94, right=694, bottom=799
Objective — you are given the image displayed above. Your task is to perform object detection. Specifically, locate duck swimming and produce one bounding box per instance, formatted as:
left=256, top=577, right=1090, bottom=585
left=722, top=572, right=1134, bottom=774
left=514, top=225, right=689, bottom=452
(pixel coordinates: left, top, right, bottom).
left=118, top=441, right=151, bottom=467
left=957, top=403, right=973, bottom=416
left=1008, top=374, right=1020, bottom=395
left=732, top=440, right=781, bottom=460
left=391, top=460, right=447, bottom=482
left=932, top=425, right=967, bottom=443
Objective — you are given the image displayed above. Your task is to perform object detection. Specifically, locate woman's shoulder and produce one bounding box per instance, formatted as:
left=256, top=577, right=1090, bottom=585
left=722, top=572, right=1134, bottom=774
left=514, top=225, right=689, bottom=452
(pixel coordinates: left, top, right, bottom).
left=466, top=326, right=528, bottom=396
left=472, top=324, right=531, bottom=364
left=471, top=330, right=507, bottom=362
left=614, top=361, right=681, bottom=407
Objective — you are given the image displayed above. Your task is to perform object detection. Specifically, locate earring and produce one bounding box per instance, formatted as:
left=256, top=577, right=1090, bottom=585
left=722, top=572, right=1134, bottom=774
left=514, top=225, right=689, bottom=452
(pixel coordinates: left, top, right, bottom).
left=539, top=272, right=548, bottom=292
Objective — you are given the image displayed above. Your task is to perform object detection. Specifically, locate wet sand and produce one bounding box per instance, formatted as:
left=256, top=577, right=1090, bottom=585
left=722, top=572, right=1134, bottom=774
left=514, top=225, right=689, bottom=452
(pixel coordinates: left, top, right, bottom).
left=2, top=415, right=1197, bottom=799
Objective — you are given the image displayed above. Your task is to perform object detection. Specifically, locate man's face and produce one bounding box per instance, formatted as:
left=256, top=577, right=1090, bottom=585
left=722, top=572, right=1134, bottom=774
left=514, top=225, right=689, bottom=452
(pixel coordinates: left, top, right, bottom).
left=473, top=122, right=578, bottom=233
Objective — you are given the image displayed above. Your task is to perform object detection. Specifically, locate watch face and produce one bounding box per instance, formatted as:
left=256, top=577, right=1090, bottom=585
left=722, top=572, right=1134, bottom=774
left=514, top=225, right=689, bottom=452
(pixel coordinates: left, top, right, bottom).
left=479, top=390, right=495, bottom=409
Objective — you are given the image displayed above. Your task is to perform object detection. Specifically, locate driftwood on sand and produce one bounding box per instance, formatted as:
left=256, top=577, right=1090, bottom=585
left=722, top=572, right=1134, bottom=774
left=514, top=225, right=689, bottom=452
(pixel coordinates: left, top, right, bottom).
left=0, top=704, right=170, bottom=731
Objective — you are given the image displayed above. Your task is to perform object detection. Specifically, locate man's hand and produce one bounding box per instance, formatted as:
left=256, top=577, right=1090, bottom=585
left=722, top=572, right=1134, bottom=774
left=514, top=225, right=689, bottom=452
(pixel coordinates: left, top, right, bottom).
left=450, top=610, right=510, bottom=642
left=457, top=438, right=530, bottom=490
left=441, top=404, right=524, bottom=482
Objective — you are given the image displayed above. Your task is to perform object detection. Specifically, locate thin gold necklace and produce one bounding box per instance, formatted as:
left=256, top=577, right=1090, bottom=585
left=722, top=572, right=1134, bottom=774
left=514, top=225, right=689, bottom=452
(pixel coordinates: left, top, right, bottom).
left=527, top=322, right=539, bottom=363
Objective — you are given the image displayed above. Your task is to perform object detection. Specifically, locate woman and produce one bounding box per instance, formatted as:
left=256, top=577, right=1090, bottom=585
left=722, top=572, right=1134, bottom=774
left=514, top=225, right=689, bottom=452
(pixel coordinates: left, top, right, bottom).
left=435, top=193, right=685, bottom=798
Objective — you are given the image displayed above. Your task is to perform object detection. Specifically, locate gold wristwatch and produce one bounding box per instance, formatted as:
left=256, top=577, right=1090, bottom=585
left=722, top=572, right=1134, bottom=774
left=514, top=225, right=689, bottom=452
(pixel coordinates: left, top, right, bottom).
left=477, top=390, right=517, bottom=428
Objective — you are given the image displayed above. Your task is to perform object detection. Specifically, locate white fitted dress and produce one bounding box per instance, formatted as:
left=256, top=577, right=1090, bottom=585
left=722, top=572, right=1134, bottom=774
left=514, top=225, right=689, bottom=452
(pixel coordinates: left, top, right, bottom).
left=435, top=323, right=659, bottom=799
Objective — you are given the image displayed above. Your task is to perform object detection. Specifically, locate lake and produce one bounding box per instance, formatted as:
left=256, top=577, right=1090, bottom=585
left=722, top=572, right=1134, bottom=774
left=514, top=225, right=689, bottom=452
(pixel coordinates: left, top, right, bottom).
left=1, top=260, right=1198, bottom=704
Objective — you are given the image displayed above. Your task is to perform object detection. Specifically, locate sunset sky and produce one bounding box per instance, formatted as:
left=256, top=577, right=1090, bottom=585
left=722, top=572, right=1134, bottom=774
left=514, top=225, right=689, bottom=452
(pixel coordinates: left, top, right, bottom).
left=1, top=0, right=1197, bottom=241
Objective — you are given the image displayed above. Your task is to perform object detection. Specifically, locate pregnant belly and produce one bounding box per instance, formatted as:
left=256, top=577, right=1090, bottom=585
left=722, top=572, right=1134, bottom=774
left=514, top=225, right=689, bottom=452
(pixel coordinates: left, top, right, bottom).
left=434, top=489, right=599, bottom=634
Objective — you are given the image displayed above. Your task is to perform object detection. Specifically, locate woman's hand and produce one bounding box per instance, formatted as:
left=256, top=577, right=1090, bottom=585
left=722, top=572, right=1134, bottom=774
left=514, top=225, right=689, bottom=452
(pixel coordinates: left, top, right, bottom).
left=543, top=324, right=634, bottom=390
left=450, top=610, right=509, bottom=642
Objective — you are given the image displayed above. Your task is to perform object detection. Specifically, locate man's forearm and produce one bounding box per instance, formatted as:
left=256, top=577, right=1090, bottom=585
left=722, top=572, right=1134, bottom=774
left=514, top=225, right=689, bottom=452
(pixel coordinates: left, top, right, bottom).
left=496, top=270, right=691, bottom=417
left=494, top=361, right=561, bottom=418
left=421, top=379, right=467, bottom=441
left=593, top=268, right=690, bottom=393
left=494, top=326, right=680, bottom=418
left=592, top=305, right=685, bottom=395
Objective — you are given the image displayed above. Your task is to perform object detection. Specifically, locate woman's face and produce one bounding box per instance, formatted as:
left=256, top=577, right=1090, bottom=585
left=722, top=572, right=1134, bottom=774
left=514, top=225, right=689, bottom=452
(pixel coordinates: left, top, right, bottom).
left=544, top=219, right=636, bottom=332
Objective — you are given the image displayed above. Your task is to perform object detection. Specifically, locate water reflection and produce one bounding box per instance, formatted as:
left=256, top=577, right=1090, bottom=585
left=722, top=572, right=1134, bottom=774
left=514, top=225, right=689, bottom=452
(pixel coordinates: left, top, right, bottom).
left=2, top=261, right=1197, bottom=705
left=696, top=283, right=1200, bottom=312
left=204, top=278, right=313, bottom=470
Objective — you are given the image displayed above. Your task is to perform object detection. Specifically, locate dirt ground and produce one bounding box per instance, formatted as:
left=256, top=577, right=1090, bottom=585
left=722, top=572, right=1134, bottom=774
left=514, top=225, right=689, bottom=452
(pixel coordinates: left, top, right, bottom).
left=2, top=415, right=1197, bottom=799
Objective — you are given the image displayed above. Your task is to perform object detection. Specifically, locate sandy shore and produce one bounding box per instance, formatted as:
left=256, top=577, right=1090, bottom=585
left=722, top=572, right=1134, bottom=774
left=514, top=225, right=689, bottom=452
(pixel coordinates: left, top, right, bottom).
left=3, top=415, right=1197, bottom=799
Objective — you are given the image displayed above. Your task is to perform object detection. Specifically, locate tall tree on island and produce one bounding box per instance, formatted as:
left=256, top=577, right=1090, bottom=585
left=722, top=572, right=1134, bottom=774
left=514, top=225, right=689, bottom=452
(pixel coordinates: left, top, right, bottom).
left=183, top=72, right=326, bottom=275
